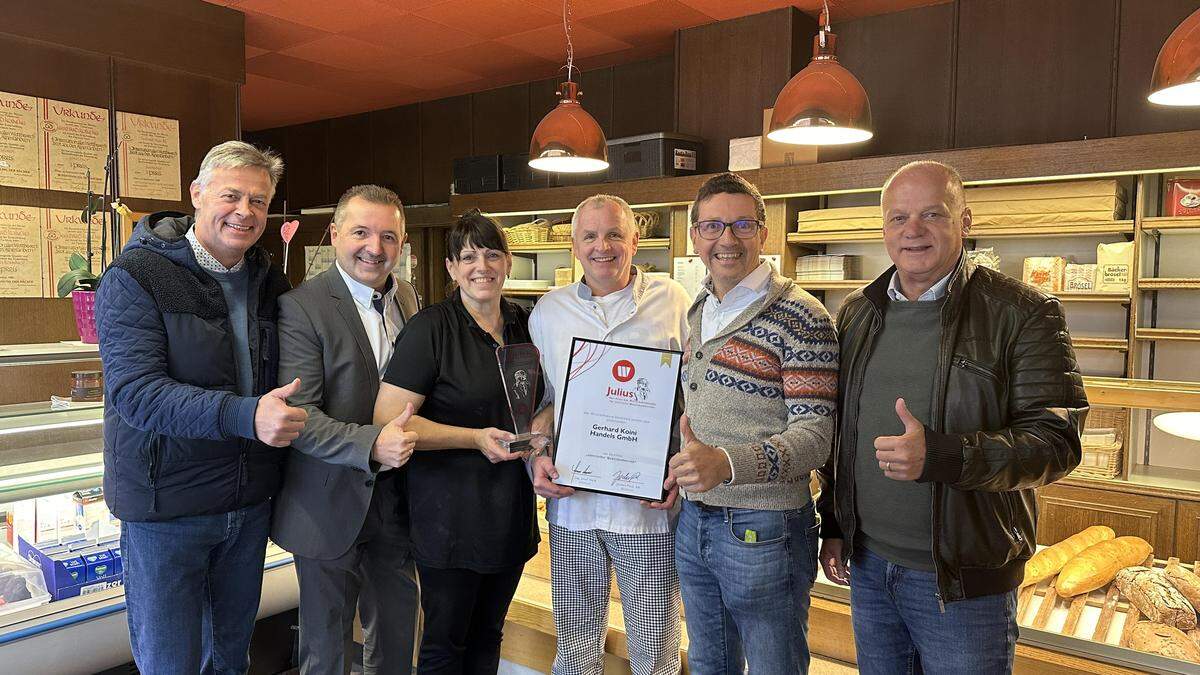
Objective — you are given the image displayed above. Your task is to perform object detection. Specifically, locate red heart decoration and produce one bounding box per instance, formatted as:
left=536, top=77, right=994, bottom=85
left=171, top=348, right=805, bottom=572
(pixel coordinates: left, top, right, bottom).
left=280, top=219, right=300, bottom=244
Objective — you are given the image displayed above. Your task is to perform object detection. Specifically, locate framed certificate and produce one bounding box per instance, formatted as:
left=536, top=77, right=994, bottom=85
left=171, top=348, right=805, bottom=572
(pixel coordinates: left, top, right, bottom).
left=552, top=337, right=683, bottom=501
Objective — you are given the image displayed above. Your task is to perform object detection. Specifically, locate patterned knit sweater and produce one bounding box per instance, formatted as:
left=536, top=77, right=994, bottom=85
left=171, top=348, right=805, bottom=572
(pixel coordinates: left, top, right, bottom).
left=682, top=269, right=838, bottom=510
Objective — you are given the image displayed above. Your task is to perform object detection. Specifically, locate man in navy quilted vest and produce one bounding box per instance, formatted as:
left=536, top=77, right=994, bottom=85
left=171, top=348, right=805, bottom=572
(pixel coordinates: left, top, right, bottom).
left=96, top=140, right=305, bottom=674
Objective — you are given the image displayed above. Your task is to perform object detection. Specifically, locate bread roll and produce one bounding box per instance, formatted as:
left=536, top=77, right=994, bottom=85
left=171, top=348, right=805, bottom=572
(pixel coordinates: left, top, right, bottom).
left=1022, top=525, right=1115, bottom=587
left=1166, top=561, right=1200, bottom=612
left=1128, top=622, right=1200, bottom=663
left=1114, top=566, right=1197, bottom=630
left=1056, top=536, right=1153, bottom=597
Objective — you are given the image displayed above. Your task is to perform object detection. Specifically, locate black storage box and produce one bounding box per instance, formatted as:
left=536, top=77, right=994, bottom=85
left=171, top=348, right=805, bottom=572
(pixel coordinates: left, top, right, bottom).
left=605, top=132, right=703, bottom=181
left=453, top=155, right=501, bottom=194
left=501, top=153, right=553, bottom=191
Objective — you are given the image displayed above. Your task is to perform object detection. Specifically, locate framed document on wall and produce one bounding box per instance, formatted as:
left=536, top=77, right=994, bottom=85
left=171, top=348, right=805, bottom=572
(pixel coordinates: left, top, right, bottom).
left=552, top=338, right=682, bottom=501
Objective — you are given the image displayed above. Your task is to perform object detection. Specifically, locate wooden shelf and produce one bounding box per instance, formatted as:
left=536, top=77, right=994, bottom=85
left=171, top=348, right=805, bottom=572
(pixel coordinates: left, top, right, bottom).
left=502, top=288, right=551, bottom=297
left=1053, top=291, right=1130, bottom=303
left=1071, top=336, right=1128, bottom=351
left=794, top=279, right=870, bottom=290
left=1135, top=328, right=1200, bottom=342
left=0, top=341, right=99, bottom=366
left=1143, top=216, right=1200, bottom=231
left=786, top=221, right=1133, bottom=245
left=1139, top=277, right=1200, bottom=290
left=508, top=238, right=669, bottom=253
left=1083, top=376, right=1200, bottom=412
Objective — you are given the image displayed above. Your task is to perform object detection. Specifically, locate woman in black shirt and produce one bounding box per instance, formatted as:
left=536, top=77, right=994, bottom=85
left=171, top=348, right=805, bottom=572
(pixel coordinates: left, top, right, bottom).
left=374, top=211, right=539, bottom=675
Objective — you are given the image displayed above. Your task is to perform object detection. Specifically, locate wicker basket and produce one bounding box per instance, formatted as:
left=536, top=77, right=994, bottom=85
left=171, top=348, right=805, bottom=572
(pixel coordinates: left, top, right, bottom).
left=549, top=223, right=573, bottom=242
left=634, top=211, right=660, bottom=238
left=1071, top=406, right=1127, bottom=480
left=504, top=219, right=550, bottom=244
left=554, top=267, right=574, bottom=286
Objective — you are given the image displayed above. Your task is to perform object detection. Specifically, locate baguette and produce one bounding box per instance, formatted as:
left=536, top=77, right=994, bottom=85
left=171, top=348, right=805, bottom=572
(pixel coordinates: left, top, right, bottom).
left=1056, top=536, right=1153, bottom=597
left=1113, top=566, right=1197, bottom=630
left=1128, top=622, right=1200, bottom=663
left=1022, top=525, right=1115, bottom=587
left=1165, top=560, right=1200, bottom=612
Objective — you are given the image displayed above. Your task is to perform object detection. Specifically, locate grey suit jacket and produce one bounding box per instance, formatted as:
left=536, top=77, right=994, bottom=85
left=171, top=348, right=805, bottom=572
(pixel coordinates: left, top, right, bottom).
left=270, top=267, right=420, bottom=560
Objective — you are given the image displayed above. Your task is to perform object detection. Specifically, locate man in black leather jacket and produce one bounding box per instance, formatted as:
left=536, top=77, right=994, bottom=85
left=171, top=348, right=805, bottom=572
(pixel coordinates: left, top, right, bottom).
left=815, top=161, right=1087, bottom=674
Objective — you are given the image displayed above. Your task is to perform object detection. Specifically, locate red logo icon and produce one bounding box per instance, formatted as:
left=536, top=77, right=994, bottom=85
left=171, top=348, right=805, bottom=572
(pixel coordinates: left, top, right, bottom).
left=612, top=360, right=635, bottom=383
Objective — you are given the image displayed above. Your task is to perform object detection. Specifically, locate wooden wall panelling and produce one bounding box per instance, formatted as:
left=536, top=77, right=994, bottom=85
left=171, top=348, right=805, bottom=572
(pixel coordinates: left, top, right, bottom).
left=676, top=8, right=816, bottom=173
left=1174, top=500, right=1200, bottom=564
left=114, top=60, right=240, bottom=215
left=820, top=3, right=956, bottom=162
left=0, top=34, right=111, bottom=213
left=954, top=0, right=1118, bottom=148
left=1113, top=0, right=1200, bottom=136
left=284, top=120, right=331, bottom=209
left=326, top=113, right=374, bottom=202
left=612, top=55, right=675, bottom=139
left=471, top=84, right=530, bottom=156
left=420, top=95, right=473, bottom=204
left=2, top=0, right=244, bottom=83
left=370, top=105, right=423, bottom=206
left=1036, top=483, right=1176, bottom=556
left=243, top=127, right=289, bottom=214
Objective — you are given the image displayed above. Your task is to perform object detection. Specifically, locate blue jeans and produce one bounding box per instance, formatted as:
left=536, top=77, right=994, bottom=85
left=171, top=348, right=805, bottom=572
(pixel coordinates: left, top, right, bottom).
left=675, top=500, right=819, bottom=675
left=849, top=547, right=1018, bottom=675
left=121, top=501, right=271, bottom=675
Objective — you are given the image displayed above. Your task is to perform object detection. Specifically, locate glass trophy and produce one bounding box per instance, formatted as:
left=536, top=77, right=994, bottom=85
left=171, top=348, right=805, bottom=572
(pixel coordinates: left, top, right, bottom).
left=496, top=343, right=545, bottom=454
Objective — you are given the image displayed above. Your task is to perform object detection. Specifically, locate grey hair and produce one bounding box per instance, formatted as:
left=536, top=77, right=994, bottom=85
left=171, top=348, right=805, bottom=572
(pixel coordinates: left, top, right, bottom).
left=571, top=194, right=636, bottom=235
left=690, top=172, right=767, bottom=224
left=881, top=160, right=967, bottom=213
left=192, top=140, right=284, bottom=194
left=333, top=184, right=405, bottom=225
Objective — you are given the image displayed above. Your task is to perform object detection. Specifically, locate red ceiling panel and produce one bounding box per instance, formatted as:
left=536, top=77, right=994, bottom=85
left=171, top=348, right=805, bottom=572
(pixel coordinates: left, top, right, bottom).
left=216, top=0, right=953, bottom=130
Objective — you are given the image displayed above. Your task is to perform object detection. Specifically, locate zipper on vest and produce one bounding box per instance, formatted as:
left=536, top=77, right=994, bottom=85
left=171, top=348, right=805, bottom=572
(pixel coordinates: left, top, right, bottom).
left=146, top=434, right=162, bottom=513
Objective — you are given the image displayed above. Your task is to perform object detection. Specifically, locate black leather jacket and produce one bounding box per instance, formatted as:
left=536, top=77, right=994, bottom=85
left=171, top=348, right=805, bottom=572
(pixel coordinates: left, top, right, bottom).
left=816, top=253, right=1088, bottom=603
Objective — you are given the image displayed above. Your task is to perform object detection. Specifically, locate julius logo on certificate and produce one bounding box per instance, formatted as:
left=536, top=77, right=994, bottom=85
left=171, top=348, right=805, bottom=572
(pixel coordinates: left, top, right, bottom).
left=553, top=338, right=683, bottom=501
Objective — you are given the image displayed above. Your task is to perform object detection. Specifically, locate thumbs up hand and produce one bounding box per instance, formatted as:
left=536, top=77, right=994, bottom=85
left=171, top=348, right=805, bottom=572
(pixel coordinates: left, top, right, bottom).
left=668, top=414, right=733, bottom=493
left=255, top=378, right=309, bottom=447
left=873, top=398, right=927, bottom=481
left=373, top=402, right=419, bottom=469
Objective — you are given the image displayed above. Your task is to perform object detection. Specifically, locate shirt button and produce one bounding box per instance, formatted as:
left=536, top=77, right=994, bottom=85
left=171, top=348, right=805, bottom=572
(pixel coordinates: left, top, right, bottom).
left=365, top=478, right=375, bottom=488
left=695, top=351, right=703, bottom=359
left=689, top=382, right=697, bottom=391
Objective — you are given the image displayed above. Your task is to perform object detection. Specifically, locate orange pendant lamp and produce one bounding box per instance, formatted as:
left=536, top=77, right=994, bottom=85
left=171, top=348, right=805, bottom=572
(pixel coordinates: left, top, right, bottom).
left=1149, top=8, right=1200, bottom=106
left=529, top=0, right=608, bottom=173
left=768, top=2, right=872, bottom=145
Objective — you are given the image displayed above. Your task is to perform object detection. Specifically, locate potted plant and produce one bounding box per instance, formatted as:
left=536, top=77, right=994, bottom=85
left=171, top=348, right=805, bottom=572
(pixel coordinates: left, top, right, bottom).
left=57, top=192, right=105, bottom=344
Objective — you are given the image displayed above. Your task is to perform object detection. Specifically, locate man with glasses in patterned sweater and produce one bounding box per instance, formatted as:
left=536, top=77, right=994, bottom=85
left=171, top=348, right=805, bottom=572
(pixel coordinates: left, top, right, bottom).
left=669, top=172, right=838, bottom=674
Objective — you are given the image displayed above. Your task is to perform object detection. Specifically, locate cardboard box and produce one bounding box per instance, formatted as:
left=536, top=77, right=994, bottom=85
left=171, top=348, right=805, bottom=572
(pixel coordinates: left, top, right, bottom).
left=1165, top=178, right=1200, bottom=217
left=761, top=108, right=818, bottom=168
left=18, top=535, right=123, bottom=600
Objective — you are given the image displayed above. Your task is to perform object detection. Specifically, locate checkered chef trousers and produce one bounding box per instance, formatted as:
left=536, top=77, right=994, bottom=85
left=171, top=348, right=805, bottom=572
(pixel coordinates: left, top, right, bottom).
left=549, top=523, right=682, bottom=675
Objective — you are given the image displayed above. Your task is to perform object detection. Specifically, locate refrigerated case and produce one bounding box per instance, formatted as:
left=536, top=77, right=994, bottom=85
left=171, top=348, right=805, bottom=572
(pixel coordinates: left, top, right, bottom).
left=0, top=343, right=298, bottom=674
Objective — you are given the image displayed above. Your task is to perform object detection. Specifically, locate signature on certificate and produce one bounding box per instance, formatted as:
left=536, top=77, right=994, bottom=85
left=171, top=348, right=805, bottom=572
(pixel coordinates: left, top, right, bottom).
left=611, top=470, right=642, bottom=484
left=572, top=460, right=594, bottom=476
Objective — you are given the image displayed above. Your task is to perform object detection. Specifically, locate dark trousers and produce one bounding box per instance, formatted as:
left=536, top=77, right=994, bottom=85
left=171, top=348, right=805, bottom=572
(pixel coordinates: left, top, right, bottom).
left=295, top=476, right=420, bottom=675
left=415, top=564, right=524, bottom=675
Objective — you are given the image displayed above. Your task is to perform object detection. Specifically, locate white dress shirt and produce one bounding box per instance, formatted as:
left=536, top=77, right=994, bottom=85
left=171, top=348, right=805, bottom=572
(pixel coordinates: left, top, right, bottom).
left=529, top=269, right=692, bottom=534
left=335, top=263, right=405, bottom=376
left=700, top=260, right=773, bottom=343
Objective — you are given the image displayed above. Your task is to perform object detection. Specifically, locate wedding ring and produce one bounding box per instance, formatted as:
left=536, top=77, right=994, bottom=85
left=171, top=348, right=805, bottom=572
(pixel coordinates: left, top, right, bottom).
left=886, top=461, right=892, bottom=472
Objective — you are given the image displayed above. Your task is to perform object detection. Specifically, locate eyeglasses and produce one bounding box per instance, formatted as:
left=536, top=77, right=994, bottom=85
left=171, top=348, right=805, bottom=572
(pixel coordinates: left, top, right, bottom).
left=692, top=219, right=763, bottom=240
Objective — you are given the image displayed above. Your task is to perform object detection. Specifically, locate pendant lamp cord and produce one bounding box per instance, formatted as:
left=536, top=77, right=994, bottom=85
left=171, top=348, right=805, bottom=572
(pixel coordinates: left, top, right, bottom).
left=819, top=0, right=831, bottom=48
left=562, top=0, right=577, bottom=82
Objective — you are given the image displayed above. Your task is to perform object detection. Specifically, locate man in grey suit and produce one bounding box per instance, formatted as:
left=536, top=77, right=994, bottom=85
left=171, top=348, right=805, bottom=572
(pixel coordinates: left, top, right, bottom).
left=273, top=184, right=421, bottom=675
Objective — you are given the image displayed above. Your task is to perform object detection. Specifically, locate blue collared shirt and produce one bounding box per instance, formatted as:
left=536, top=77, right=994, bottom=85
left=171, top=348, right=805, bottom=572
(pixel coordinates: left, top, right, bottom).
left=887, top=268, right=954, bottom=302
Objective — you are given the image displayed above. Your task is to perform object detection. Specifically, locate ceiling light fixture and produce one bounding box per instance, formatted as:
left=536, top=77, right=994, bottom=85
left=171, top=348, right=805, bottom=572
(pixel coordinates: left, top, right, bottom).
left=1149, top=8, right=1200, bottom=106
left=528, top=0, right=608, bottom=173
left=768, top=0, right=872, bottom=146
